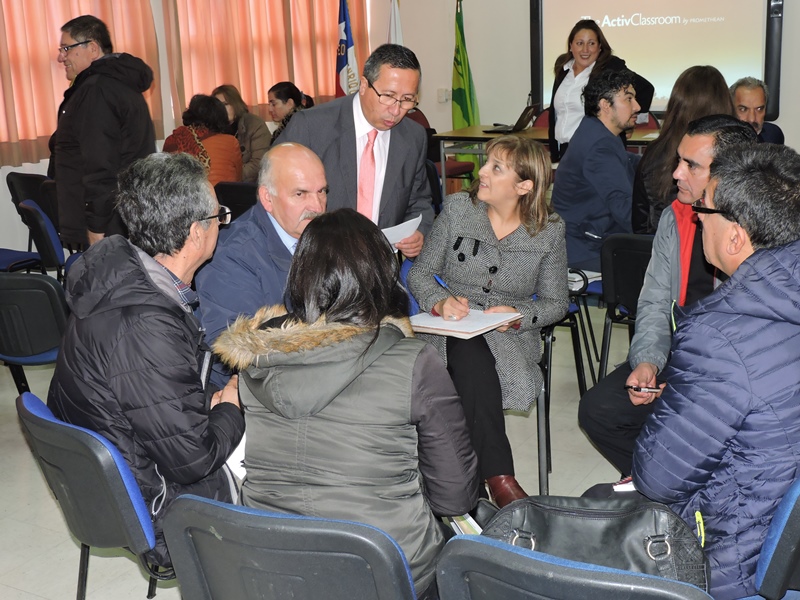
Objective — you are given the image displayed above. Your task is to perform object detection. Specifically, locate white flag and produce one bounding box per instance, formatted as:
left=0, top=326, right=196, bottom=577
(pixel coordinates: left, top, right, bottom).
left=388, top=0, right=403, bottom=45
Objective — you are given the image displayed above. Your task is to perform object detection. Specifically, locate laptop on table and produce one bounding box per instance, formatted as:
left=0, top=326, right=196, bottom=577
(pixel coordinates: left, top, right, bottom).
left=483, top=104, right=539, bottom=134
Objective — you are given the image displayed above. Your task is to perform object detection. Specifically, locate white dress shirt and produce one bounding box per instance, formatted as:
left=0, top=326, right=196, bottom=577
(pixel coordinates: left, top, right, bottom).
left=353, top=94, right=390, bottom=224
left=553, top=59, right=595, bottom=145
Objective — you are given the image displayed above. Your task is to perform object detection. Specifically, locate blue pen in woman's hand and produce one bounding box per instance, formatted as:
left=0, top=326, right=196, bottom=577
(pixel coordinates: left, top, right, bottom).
left=433, top=275, right=469, bottom=321
left=433, top=274, right=457, bottom=298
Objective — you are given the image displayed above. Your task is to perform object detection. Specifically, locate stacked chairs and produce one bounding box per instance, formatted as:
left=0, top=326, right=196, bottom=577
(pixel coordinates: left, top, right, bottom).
left=0, top=273, right=68, bottom=394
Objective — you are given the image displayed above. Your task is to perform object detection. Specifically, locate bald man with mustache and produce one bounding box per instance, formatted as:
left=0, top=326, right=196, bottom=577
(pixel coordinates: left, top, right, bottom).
left=196, top=143, right=328, bottom=387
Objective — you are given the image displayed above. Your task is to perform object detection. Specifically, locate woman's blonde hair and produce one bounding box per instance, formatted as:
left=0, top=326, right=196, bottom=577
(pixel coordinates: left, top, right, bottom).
left=470, top=135, right=554, bottom=235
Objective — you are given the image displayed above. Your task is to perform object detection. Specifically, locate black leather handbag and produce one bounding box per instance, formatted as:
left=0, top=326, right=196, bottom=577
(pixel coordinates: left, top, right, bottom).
left=479, top=495, right=710, bottom=593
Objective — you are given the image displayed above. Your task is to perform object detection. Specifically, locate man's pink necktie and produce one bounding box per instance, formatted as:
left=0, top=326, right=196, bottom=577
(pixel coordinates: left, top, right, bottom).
left=357, top=129, right=378, bottom=220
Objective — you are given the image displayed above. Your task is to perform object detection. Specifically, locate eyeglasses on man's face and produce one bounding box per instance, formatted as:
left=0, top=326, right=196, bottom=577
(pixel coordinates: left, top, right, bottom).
left=58, top=40, right=91, bottom=55
left=691, top=199, right=732, bottom=219
left=367, top=80, right=418, bottom=110
left=200, top=205, right=232, bottom=226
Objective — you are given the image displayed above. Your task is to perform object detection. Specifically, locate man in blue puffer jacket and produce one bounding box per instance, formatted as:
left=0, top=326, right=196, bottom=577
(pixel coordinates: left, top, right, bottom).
left=633, top=143, right=800, bottom=600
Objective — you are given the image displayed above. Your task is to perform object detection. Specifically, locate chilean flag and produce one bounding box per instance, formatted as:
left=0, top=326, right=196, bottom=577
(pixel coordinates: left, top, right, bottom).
left=336, top=0, right=359, bottom=97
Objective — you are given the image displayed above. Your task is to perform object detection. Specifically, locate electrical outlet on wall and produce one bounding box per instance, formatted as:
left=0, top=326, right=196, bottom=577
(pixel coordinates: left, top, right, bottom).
left=437, top=88, right=451, bottom=103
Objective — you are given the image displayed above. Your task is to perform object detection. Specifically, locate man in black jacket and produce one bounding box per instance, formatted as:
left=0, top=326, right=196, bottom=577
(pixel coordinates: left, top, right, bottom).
left=48, top=153, right=245, bottom=566
left=49, top=15, right=155, bottom=247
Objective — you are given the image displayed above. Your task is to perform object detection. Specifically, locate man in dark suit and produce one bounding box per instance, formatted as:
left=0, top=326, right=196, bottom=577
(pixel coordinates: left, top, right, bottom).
left=277, top=44, right=433, bottom=257
left=550, top=69, right=640, bottom=271
left=730, top=77, right=785, bottom=145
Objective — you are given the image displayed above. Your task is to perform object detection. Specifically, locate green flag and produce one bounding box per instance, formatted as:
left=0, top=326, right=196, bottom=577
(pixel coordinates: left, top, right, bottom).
left=452, top=0, right=480, bottom=129
left=452, top=0, right=480, bottom=181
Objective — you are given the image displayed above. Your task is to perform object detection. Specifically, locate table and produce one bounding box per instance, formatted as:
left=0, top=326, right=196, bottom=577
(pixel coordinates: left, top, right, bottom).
left=433, top=125, right=659, bottom=198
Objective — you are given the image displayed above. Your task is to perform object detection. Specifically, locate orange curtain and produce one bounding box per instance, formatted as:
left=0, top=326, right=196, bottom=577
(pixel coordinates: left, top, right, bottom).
left=162, top=0, right=369, bottom=124
left=0, top=0, right=161, bottom=167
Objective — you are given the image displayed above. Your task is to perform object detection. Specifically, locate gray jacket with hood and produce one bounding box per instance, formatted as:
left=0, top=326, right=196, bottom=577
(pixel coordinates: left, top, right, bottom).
left=215, top=306, right=478, bottom=594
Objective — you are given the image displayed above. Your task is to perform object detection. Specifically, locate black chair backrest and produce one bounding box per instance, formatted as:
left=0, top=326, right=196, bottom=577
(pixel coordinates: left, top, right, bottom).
left=437, top=535, right=713, bottom=600
left=6, top=172, right=46, bottom=208
left=0, top=273, right=68, bottom=359
left=425, top=159, right=444, bottom=213
left=163, top=494, right=417, bottom=600
left=16, top=392, right=155, bottom=554
left=600, top=233, right=654, bottom=317
left=37, top=179, right=60, bottom=232
left=214, top=181, right=259, bottom=221
left=18, top=200, right=64, bottom=271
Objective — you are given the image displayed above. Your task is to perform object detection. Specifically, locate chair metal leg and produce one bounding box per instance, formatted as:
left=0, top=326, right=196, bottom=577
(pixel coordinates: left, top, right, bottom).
left=575, top=307, right=597, bottom=386
left=147, top=574, right=158, bottom=598
left=540, top=328, right=554, bottom=474
left=598, top=316, right=613, bottom=379
left=537, top=387, right=549, bottom=496
left=580, top=295, right=601, bottom=362
left=565, top=316, right=587, bottom=396
left=77, top=543, right=90, bottom=600
left=8, top=363, right=30, bottom=395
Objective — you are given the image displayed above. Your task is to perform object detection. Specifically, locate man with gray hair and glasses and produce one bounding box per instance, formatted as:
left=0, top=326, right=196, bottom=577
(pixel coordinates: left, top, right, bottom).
left=277, top=43, right=433, bottom=257
left=48, top=153, right=244, bottom=567
left=49, top=14, right=155, bottom=248
left=633, top=143, right=800, bottom=599
left=196, top=142, right=328, bottom=387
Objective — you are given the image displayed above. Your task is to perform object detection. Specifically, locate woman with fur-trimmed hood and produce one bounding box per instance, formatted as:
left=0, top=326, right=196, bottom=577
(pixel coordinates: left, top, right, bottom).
left=214, top=209, right=478, bottom=599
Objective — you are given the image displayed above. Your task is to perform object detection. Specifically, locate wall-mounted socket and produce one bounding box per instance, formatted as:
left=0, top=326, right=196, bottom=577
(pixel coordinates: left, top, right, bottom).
left=437, top=88, right=451, bottom=103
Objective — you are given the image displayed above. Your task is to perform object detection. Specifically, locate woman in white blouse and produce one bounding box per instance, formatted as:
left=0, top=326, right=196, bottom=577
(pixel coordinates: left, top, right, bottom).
left=547, top=19, right=654, bottom=163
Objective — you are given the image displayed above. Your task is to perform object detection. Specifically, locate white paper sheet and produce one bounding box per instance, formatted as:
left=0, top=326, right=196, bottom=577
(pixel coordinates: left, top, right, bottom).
left=382, top=215, right=422, bottom=245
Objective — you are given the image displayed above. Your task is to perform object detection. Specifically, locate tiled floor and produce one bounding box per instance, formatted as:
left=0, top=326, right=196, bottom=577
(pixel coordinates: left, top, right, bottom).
left=0, top=307, right=628, bottom=599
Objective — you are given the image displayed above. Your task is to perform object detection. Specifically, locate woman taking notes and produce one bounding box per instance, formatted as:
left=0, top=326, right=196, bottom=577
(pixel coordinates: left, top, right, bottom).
left=548, top=19, right=654, bottom=162
left=408, top=135, right=569, bottom=507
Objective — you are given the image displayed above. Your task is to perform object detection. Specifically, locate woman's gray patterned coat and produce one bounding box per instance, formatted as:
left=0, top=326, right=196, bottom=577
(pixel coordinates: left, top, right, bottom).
left=408, top=193, right=569, bottom=411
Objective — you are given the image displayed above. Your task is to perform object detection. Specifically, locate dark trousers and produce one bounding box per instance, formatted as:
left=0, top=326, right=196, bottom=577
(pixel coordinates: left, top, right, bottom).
left=446, top=336, right=514, bottom=481
left=577, top=363, right=656, bottom=476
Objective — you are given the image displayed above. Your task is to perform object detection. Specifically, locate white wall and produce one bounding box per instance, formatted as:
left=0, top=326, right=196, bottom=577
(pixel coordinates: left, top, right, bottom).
left=2, top=0, right=797, bottom=251
left=398, top=0, right=798, bottom=145
left=371, top=0, right=531, bottom=133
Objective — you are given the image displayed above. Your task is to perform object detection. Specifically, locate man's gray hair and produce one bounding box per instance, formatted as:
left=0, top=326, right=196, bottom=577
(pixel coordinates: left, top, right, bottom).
left=257, top=148, right=278, bottom=196
left=711, top=144, right=800, bottom=249
left=730, top=76, right=769, bottom=104
left=116, top=153, right=216, bottom=257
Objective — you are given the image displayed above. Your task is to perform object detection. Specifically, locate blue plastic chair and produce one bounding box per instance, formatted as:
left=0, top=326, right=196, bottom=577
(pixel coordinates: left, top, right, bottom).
left=0, top=247, right=41, bottom=274
left=437, top=534, right=713, bottom=600
left=738, top=479, right=800, bottom=600
left=163, top=495, right=417, bottom=600
left=0, top=273, right=68, bottom=394
left=399, top=258, right=419, bottom=315
left=16, top=392, right=173, bottom=599
left=18, top=199, right=69, bottom=283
